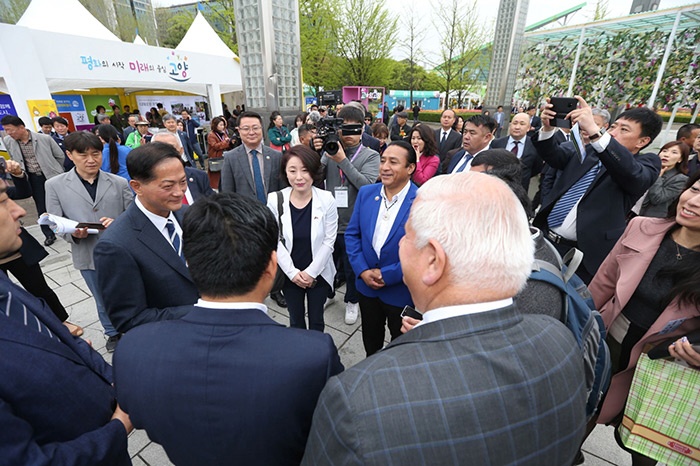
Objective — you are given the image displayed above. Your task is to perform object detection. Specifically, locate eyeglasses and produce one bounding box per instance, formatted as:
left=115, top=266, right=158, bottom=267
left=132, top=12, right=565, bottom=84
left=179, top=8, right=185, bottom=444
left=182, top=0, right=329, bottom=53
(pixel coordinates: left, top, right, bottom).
left=239, top=126, right=262, bottom=132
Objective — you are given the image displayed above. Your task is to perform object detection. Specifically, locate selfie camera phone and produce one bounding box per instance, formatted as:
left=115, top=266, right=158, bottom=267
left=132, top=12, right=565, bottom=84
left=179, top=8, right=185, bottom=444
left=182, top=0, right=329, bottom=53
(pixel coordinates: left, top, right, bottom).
left=550, top=97, right=578, bottom=129
left=400, top=306, right=423, bottom=321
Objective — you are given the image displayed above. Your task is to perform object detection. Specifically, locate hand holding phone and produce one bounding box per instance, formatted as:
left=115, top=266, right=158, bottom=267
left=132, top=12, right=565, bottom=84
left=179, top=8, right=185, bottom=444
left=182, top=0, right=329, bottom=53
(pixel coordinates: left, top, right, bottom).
left=549, top=97, right=578, bottom=129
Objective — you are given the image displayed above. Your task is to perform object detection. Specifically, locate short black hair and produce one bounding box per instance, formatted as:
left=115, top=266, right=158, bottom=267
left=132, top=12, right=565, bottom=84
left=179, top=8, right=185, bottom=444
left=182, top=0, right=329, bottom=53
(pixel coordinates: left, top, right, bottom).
left=64, top=131, right=103, bottom=153
left=297, top=123, right=315, bottom=140
left=96, top=105, right=106, bottom=112
left=676, top=123, right=700, bottom=141
left=281, top=144, right=323, bottom=184
left=337, top=106, right=364, bottom=124
left=126, top=141, right=181, bottom=182
left=182, top=193, right=278, bottom=297
left=38, top=117, right=53, bottom=126
left=1, top=115, right=24, bottom=127
left=615, top=107, right=663, bottom=147
left=385, top=140, right=416, bottom=166
left=466, top=114, right=497, bottom=134
left=472, top=149, right=531, bottom=218
left=52, top=117, right=69, bottom=126
left=237, top=111, right=263, bottom=126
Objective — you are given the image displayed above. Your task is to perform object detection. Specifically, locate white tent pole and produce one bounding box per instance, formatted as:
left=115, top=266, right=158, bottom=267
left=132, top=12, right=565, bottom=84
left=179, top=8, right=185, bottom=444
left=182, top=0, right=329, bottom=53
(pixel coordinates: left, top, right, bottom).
left=567, top=27, right=586, bottom=96
left=647, top=11, right=681, bottom=109
left=208, top=83, right=223, bottom=118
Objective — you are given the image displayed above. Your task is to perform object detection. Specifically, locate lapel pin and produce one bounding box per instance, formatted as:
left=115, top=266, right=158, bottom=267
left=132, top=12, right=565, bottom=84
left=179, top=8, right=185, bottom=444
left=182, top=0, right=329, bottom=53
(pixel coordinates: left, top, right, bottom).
left=188, top=178, right=193, bottom=182
left=266, top=155, right=270, bottom=159
left=374, top=196, right=380, bottom=201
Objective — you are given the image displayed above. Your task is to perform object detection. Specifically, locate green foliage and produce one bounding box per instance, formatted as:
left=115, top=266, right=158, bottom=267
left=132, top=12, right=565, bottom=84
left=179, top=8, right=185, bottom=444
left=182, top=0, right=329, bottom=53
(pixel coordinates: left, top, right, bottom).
left=299, top=0, right=343, bottom=94
left=156, top=8, right=194, bottom=49
left=204, top=0, right=238, bottom=53
left=331, top=0, right=397, bottom=86
left=0, top=0, right=29, bottom=24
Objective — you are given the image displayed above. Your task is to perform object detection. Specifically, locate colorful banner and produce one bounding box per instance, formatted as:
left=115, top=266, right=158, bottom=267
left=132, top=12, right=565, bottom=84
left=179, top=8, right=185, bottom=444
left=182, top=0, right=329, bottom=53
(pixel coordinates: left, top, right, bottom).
left=52, top=94, right=90, bottom=131
left=82, top=95, right=121, bottom=128
left=0, top=95, right=18, bottom=131
left=26, top=100, right=59, bottom=132
left=135, top=95, right=209, bottom=122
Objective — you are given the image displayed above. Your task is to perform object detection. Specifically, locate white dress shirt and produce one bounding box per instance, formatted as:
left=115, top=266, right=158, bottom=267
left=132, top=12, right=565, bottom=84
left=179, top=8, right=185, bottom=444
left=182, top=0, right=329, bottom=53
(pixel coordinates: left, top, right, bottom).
left=415, top=298, right=514, bottom=328
left=135, top=196, right=182, bottom=254
left=506, top=136, right=526, bottom=159
left=194, top=299, right=268, bottom=315
left=451, top=146, right=490, bottom=173
left=372, top=181, right=411, bottom=259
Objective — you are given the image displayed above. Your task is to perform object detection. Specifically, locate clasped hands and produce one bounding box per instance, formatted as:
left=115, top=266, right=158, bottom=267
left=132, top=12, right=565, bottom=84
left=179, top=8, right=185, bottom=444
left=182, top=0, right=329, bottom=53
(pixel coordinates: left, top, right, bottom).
left=360, top=268, right=384, bottom=290
left=292, top=270, right=315, bottom=289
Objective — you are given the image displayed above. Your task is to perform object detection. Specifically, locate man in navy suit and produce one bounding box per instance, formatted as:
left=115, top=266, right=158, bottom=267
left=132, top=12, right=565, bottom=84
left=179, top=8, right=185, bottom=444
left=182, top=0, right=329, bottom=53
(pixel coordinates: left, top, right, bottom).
left=345, top=140, right=418, bottom=356
left=491, top=112, right=543, bottom=192
left=114, top=193, right=343, bottom=466
left=434, top=109, right=462, bottom=162
left=443, top=114, right=496, bottom=175
left=0, top=183, right=133, bottom=465
left=303, top=173, right=586, bottom=465
left=533, top=96, right=662, bottom=283
left=94, top=142, right=199, bottom=334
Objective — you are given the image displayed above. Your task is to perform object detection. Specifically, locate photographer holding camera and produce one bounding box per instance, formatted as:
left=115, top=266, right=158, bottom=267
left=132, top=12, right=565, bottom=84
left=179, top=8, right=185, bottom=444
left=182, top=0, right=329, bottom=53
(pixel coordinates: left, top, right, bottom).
left=313, top=105, right=379, bottom=325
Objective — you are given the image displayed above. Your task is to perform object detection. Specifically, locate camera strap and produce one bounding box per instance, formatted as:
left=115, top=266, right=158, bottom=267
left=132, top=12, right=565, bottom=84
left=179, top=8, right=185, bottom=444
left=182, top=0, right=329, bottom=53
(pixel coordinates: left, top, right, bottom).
left=339, top=145, right=364, bottom=185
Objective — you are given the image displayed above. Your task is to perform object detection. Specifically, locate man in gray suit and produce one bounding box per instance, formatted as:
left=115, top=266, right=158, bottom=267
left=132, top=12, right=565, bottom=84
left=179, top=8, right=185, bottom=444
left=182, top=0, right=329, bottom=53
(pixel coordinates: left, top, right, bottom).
left=220, top=111, right=282, bottom=203
left=2, top=115, right=65, bottom=246
left=45, top=132, right=133, bottom=352
left=220, top=110, right=285, bottom=306
left=303, top=172, right=586, bottom=466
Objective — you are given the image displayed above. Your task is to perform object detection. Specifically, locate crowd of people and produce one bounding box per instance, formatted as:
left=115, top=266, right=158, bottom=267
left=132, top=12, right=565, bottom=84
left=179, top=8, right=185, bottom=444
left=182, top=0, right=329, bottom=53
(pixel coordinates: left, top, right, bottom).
left=1, top=91, right=699, bottom=466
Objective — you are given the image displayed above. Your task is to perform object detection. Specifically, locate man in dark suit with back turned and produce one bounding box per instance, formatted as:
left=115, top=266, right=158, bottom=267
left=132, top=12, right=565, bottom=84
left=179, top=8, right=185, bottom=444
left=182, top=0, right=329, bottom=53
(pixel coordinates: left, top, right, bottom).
left=434, top=108, right=462, bottom=162
left=114, top=193, right=343, bottom=466
left=0, top=183, right=133, bottom=465
left=94, top=142, right=199, bottom=333
left=491, top=112, right=543, bottom=192
left=533, top=96, right=662, bottom=283
left=303, top=172, right=586, bottom=465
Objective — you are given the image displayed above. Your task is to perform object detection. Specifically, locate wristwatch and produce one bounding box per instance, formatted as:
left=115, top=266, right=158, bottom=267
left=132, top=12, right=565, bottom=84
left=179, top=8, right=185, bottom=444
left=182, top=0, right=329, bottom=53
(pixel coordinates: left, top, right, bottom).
left=589, top=127, right=605, bottom=141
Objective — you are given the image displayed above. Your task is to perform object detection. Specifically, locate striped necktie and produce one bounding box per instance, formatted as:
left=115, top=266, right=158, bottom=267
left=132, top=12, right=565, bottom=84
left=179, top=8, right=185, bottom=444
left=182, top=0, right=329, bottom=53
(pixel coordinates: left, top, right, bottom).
left=2, top=288, right=57, bottom=340
left=166, top=219, right=185, bottom=263
left=547, top=163, right=600, bottom=228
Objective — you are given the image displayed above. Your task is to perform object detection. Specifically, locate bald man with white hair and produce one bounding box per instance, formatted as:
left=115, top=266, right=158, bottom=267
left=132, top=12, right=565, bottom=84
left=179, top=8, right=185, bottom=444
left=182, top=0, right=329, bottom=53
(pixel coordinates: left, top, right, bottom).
left=303, top=172, right=586, bottom=466
left=152, top=132, right=214, bottom=204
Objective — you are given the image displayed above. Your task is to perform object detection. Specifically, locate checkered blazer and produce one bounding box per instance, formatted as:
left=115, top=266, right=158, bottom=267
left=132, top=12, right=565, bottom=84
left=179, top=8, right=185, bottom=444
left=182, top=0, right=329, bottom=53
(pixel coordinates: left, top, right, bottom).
left=302, top=305, right=587, bottom=466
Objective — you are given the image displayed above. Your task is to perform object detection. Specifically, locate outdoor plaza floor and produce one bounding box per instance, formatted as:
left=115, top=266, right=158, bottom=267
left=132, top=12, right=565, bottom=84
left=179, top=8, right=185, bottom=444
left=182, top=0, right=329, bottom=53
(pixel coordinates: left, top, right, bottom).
left=14, top=195, right=642, bottom=466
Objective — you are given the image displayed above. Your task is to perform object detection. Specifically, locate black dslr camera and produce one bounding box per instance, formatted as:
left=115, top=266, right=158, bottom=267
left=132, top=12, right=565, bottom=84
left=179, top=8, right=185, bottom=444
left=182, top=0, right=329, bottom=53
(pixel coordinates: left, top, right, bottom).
left=316, top=117, right=343, bottom=155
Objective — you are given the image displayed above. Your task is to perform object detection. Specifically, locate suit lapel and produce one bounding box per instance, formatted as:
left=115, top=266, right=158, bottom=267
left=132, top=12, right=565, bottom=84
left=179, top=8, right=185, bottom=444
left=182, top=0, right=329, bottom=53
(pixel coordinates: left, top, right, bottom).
left=239, top=147, right=256, bottom=192
left=262, top=148, right=273, bottom=194
left=367, top=186, right=382, bottom=243
left=449, top=150, right=466, bottom=172
left=130, top=205, right=192, bottom=281
left=94, top=171, right=114, bottom=206
left=64, top=170, right=96, bottom=206
left=382, top=184, right=415, bottom=249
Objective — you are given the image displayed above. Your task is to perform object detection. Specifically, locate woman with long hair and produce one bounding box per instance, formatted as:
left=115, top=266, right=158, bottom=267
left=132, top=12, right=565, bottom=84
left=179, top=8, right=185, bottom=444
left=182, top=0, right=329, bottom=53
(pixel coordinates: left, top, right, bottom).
left=206, top=116, right=230, bottom=189
left=408, top=125, right=439, bottom=186
left=290, top=112, right=309, bottom=146
left=97, top=124, right=131, bottom=182
left=638, top=140, right=690, bottom=218
left=268, top=111, right=292, bottom=152
left=267, top=145, right=337, bottom=332
left=588, top=171, right=700, bottom=466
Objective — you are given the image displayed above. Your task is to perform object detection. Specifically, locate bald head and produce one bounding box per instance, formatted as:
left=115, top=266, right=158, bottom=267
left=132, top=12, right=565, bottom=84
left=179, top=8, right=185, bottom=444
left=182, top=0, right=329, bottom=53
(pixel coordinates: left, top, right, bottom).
left=509, top=113, right=531, bottom=140
left=152, top=131, right=183, bottom=155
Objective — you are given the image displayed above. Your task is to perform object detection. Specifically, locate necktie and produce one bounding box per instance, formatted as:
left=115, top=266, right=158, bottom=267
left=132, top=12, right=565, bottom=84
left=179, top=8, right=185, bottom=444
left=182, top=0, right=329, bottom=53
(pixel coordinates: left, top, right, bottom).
left=165, top=219, right=185, bottom=262
left=547, top=163, right=600, bottom=228
left=455, top=153, right=472, bottom=173
left=511, top=140, right=519, bottom=157
left=1, top=288, right=57, bottom=340
left=250, top=149, right=266, bottom=203
left=440, top=131, right=447, bottom=145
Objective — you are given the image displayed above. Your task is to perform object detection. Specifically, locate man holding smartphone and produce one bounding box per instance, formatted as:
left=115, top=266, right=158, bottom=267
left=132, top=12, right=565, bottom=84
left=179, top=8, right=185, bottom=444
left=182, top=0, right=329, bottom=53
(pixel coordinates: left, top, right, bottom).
left=533, top=95, right=662, bottom=282
left=45, top=131, right=133, bottom=351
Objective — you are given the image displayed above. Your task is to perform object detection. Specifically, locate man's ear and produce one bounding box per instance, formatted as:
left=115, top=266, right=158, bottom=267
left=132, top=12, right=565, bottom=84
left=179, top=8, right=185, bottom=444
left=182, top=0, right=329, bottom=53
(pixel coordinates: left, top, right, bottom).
left=422, top=239, right=446, bottom=287
left=129, top=179, right=141, bottom=196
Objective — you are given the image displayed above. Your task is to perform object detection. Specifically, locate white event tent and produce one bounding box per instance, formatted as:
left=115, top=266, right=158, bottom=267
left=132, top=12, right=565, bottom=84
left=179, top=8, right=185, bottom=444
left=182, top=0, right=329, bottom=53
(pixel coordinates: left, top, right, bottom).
left=0, top=0, right=242, bottom=125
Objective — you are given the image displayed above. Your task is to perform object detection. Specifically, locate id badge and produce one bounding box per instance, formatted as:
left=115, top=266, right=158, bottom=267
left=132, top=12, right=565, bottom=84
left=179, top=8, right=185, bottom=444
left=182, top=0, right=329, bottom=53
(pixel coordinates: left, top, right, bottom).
left=334, top=187, right=349, bottom=208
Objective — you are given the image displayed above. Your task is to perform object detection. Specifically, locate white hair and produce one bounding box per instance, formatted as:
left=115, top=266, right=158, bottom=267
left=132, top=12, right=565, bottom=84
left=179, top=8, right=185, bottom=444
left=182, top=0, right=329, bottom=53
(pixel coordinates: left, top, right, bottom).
left=410, top=172, right=534, bottom=294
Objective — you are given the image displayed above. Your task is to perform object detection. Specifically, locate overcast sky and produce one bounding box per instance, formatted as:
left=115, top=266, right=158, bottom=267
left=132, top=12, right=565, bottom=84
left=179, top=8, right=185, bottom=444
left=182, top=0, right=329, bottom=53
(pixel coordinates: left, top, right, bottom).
left=153, top=0, right=697, bottom=65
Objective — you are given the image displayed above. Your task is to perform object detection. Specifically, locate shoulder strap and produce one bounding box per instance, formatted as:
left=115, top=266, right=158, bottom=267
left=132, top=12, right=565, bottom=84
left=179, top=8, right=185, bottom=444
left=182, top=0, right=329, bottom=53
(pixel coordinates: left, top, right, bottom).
left=276, top=191, right=285, bottom=246
left=561, top=248, right=584, bottom=284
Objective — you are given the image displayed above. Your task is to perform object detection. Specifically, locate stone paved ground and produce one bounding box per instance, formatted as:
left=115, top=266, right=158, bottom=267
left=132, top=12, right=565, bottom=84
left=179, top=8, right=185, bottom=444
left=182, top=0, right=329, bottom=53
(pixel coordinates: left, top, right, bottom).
left=16, top=208, right=633, bottom=465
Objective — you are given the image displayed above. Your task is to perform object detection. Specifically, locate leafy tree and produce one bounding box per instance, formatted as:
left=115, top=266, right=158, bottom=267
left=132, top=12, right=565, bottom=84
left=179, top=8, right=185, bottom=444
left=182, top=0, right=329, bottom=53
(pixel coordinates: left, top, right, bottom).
left=331, top=0, right=397, bottom=85
left=299, top=0, right=343, bottom=95
left=155, top=8, right=194, bottom=49
left=204, top=0, right=238, bottom=53
left=0, top=0, right=29, bottom=24
left=399, top=3, right=426, bottom=106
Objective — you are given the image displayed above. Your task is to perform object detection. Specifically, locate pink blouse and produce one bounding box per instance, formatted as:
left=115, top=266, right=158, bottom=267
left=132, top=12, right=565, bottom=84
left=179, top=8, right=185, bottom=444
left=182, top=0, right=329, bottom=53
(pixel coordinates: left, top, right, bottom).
left=413, top=154, right=440, bottom=186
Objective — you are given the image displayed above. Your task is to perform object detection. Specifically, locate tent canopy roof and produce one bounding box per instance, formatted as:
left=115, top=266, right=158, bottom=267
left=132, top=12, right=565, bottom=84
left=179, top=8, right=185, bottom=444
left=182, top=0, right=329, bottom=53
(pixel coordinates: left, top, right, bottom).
left=18, top=0, right=121, bottom=42
left=176, top=12, right=238, bottom=59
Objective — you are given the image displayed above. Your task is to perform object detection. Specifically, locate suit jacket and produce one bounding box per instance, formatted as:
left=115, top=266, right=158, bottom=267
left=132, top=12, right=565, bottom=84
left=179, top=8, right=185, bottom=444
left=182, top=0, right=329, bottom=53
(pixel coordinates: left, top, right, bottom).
left=491, top=135, right=543, bottom=191
left=177, top=130, right=194, bottom=164
left=345, top=182, right=417, bottom=308
left=51, top=133, right=74, bottom=170
left=114, top=305, right=343, bottom=466
left=267, top=187, right=338, bottom=287
left=589, top=217, right=700, bottom=424
left=434, top=127, right=462, bottom=160
left=220, top=144, right=282, bottom=201
left=533, top=136, right=660, bottom=275
left=5, top=174, right=48, bottom=266
left=93, top=202, right=198, bottom=333
left=4, top=131, right=65, bottom=179
left=361, top=132, right=381, bottom=153
left=527, top=115, right=542, bottom=136
left=0, top=273, right=130, bottom=465
left=302, top=305, right=586, bottom=465
left=185, top=167, right=214, bottom=202
left=45, top=169, right=133, bottom=270
left=389, top=123, right=411, bottom=141
left=639, top=167, right=687, bottom=218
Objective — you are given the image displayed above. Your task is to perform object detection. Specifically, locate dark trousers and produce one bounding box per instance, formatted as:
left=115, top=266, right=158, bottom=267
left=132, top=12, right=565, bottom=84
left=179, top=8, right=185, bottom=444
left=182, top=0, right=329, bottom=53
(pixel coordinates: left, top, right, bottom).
left=1, top=258, right=68, bottom=321
left=27, top=172, right=54, bottom=240
left=335, top=233, right=358, bottom=303
left=284, top=277, right=330, bottom=332
left=359, top=294, right=403, bottom=356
